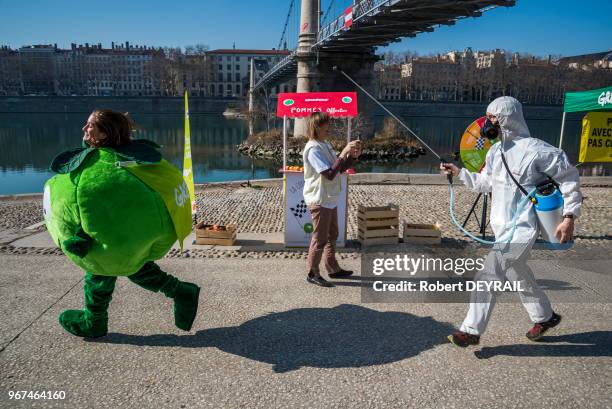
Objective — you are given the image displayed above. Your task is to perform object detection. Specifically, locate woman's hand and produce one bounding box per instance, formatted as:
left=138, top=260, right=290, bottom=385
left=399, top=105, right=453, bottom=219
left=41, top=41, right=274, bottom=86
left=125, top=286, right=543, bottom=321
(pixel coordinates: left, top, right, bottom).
left=341, top=141, right=361, bottom=159
left=350, top=140, right=362, bottom=158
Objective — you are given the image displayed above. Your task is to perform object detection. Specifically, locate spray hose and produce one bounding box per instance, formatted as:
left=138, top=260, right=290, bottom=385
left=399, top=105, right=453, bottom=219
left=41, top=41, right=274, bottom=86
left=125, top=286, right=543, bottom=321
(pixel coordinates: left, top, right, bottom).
left=448, top=183, right=536, bottom=245
left=335, top=68, right=541, bottom=246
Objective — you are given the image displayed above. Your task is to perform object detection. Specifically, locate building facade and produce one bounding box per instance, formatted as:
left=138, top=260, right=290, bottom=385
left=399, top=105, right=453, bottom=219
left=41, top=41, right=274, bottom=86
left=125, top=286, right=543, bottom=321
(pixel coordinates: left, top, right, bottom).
left=398, top=48, right=611, bottom=104
left=0, top=46, right=22, bottom=95
left=375, top=64, right=402, bottom=100
left=1, top=43, right=608, bottom=102
left=206, top=49, right=295, bottom=98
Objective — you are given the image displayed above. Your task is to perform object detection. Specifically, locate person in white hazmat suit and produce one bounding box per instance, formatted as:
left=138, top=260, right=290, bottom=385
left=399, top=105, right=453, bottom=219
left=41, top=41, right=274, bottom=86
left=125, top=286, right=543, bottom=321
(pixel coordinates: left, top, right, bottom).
left=440, top=96, right=582, bottom=347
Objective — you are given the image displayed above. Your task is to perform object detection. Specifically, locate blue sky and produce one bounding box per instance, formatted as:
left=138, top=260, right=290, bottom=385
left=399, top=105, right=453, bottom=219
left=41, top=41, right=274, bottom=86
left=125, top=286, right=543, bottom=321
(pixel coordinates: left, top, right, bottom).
left=1, top=0, right=610, bottom=57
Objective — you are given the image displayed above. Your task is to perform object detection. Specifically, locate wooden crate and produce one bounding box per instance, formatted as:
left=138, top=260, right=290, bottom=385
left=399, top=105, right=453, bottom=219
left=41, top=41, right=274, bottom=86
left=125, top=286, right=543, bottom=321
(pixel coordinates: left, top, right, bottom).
left=195, top=223, right=237, bottom=246
left=357, top=205, right=399, bottom=246
left=403, top=222, right=441, bottom=245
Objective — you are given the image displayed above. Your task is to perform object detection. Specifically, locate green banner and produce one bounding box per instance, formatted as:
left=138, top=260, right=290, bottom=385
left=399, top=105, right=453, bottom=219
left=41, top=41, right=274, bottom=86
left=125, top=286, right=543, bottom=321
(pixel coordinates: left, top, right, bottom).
left=564, top=86, right=612, bottom=113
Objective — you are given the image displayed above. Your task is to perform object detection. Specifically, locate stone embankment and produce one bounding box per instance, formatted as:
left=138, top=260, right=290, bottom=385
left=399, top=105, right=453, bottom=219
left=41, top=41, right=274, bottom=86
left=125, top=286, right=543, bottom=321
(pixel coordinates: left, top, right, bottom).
left=236, top=142, right=427, bottom=162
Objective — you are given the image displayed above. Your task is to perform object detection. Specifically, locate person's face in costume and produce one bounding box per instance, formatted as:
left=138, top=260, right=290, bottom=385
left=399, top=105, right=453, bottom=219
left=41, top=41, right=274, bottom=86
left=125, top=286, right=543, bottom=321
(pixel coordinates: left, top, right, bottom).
left=82, top=114, right=107, bottom=147
left=486, top=112, right=498, bottom=125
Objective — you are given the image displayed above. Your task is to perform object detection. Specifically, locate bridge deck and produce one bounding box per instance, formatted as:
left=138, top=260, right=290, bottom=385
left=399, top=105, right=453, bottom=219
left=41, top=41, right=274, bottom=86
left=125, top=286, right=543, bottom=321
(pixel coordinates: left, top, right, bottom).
left=253, top=0, right=516, bottom=91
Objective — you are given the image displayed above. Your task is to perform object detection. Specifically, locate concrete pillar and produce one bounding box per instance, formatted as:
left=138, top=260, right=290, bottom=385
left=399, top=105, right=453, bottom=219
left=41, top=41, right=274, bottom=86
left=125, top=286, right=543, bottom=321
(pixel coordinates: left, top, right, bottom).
left=248, top=57, right=255, bottom=113
left=292, top=0, right=379, bottom=138
left=294, top=0, right=320, bottom=138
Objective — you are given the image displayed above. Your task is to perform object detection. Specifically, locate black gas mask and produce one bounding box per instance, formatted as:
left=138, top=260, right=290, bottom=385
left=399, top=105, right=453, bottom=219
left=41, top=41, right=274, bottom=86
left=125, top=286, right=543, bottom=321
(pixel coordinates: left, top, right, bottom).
left=480, top=118, right=501, bottom=140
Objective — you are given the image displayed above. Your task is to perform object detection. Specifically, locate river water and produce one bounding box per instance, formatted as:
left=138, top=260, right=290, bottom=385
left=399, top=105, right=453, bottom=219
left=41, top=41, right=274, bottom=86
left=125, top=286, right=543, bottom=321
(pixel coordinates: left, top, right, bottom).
left=0, top=110, right=603, bottom=195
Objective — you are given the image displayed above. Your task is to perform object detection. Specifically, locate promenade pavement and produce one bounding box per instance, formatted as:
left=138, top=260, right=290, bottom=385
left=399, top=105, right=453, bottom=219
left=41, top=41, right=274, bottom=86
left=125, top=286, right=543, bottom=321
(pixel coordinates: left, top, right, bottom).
left=0, top=254, right=610, bottom=409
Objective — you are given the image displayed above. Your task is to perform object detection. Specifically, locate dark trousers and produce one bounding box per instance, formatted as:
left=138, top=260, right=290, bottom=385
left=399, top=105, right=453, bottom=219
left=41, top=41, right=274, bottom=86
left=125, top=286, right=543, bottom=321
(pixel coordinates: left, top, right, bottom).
left=307, top=205, right=341, bottom=276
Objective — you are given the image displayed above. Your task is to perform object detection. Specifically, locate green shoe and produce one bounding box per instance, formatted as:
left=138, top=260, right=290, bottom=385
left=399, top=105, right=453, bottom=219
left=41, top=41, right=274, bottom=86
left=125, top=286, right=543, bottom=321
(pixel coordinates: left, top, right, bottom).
left=173, top=282, right=200, bottom=331
left=59, top=309, right=108, bottom=338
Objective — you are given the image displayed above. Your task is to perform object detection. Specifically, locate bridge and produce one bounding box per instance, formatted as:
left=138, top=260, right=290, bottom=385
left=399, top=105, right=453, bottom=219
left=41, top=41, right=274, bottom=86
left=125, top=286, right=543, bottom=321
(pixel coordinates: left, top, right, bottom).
left=250, top=0, right=516, bottom=136
left=252, top=0, right=515, bottom=92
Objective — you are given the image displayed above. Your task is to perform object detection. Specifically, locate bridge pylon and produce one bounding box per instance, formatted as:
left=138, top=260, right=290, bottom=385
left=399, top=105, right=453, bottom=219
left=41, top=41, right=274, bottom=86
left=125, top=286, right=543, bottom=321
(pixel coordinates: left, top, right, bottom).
left=294, top=0, right=379, bottom=138
left=294, top=0, right=321, bottom=138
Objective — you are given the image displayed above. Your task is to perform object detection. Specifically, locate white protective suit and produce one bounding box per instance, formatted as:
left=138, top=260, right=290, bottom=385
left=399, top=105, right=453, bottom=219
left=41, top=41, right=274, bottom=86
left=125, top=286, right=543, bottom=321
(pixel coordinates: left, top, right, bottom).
left=458, top=96, right=582, bottom=336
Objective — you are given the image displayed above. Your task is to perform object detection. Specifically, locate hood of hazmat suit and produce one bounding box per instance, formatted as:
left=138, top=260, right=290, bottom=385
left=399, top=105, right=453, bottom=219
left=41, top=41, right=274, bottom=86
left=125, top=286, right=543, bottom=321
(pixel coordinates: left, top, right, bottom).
left=459, top=96, right=582, bottom=245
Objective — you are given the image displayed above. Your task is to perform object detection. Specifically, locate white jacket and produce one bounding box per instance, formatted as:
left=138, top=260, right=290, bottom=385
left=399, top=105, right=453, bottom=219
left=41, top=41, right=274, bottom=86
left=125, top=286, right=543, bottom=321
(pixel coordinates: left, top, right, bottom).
left=302, top=140, right=342, bottom=206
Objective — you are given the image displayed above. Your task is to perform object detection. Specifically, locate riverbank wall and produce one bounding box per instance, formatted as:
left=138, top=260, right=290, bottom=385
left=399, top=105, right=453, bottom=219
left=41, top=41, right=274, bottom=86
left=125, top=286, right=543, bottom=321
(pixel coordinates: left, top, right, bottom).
left=0, top=96, right=240, bottom=114
left=0, top=97, right=584, bottom=121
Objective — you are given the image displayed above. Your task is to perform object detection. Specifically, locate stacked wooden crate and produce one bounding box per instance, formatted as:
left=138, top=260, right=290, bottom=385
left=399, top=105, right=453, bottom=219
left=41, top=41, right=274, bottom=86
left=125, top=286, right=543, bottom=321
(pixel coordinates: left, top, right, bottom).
left=195, top=223, right=237, bottom=246
left=403, top=222, right=441, bottom=245
left=357, top=205, right=399, bottom=246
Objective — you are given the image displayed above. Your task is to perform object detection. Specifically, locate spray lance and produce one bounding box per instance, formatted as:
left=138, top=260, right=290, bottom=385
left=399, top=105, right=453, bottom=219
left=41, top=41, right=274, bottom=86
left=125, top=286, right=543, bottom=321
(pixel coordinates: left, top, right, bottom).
left=335, top=68, right=568, bottom=247
left=332, top=67, right=454, bottom=183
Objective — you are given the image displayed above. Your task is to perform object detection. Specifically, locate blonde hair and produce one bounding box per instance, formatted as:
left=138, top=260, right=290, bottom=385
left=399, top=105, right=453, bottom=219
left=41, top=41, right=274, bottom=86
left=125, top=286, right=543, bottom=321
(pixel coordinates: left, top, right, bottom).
left=307, top=112, right=330, bottom=140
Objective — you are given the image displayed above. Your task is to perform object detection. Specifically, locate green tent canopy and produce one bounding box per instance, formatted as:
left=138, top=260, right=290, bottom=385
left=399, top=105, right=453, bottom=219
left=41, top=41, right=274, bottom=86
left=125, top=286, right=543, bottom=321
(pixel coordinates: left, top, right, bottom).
left=563, top=86, right=612, bottom=113
left=559, top=86, right=612, bottom=149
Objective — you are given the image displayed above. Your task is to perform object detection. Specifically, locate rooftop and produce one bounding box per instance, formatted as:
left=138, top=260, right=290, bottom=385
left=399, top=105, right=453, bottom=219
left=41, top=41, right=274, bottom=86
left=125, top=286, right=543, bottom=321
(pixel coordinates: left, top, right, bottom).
left=207, top=49, right=291, bottom=56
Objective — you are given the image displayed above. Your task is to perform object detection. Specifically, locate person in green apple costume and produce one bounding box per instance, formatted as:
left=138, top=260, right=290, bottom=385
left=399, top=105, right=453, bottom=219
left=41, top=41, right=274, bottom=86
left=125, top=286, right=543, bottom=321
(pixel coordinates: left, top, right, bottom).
left=43, top=109, right=200, bottom=338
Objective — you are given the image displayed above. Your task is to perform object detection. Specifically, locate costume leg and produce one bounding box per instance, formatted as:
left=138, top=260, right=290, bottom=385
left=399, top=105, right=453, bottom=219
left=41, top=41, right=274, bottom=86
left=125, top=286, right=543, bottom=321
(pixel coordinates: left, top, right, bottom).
left=128, top=262, right=200, bottom=331
left=59, top=273, right=116, bottom=338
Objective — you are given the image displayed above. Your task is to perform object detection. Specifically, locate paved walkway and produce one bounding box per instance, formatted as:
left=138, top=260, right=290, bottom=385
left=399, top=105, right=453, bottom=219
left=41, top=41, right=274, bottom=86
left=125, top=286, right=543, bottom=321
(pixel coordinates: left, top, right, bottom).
left=0, top=255, right=610, bottom=408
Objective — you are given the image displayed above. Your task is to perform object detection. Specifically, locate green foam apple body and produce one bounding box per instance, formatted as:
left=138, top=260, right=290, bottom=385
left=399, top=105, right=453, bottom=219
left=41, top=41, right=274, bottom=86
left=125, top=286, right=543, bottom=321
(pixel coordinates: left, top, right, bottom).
left=44, top=140, right=191, bottom=276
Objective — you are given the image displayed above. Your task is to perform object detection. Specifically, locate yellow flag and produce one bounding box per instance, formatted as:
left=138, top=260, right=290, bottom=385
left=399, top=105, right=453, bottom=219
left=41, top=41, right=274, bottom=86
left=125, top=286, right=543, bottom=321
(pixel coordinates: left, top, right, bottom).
left=183, top=90, right=197, bottom=216
left=579, top=112, right=612, bottom=163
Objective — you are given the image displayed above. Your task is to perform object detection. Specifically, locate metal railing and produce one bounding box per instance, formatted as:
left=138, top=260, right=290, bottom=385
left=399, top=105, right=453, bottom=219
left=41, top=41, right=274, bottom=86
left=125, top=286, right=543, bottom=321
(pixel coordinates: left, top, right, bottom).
left=252, top=51, right=297, bottom=91
left=316, top=0, right=402, bottom=46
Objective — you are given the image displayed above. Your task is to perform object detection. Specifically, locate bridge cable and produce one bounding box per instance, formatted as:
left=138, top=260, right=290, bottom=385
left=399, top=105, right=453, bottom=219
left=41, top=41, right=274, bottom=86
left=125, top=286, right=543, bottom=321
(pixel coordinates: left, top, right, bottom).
left=336, top=68, right=442, bottom=160
left=321, top=0, right=336, bottom=26
left=277, top=0, right=296, bottom=50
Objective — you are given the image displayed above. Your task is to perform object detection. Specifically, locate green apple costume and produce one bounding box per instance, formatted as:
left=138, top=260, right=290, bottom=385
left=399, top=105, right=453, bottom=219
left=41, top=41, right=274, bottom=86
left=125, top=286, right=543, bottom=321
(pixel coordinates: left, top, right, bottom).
left=44, top=139, right=200, bottom=337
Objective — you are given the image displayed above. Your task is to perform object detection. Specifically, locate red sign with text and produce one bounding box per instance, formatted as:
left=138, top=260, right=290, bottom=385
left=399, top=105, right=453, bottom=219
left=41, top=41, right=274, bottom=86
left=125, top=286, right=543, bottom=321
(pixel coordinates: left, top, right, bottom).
left=276, top=92, right=358, bottom=118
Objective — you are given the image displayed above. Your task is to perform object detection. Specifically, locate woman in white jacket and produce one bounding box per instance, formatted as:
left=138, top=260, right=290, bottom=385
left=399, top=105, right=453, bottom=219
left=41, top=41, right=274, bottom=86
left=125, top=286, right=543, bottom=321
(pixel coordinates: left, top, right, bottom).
left=303, top=112, right=361, bottom=287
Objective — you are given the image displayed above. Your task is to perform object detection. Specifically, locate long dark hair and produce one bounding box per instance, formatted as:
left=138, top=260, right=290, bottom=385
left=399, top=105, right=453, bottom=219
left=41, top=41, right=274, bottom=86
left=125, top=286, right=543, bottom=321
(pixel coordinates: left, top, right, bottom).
left=91, top=109, right=137, bottom=147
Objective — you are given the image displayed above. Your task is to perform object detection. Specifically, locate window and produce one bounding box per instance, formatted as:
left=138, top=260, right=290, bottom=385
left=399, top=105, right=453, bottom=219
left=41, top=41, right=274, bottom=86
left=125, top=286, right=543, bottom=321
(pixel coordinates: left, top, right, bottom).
left=235, top=64, right=240, bottom=70
left=218, top=64, right=223, bottom=71
left=218, top=84, right=223, bottom=94
left=235, top=73, right=240, bottom=81
left=218, top=73, right=223, bottom=81
left=236, top=84, right=240, bottom=94
left=227, top=64, right=231, bottom=71
left=226, top=73, right=231, bottom=82
left=235, top=56, right=240, bottom=61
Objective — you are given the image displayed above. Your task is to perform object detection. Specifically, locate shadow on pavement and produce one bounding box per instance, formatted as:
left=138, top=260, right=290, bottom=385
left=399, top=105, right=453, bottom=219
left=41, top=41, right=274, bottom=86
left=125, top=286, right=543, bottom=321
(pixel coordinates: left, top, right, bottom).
left=91, top=304, right=454, bottom=373
left=474, top=331, right=612, bottom=359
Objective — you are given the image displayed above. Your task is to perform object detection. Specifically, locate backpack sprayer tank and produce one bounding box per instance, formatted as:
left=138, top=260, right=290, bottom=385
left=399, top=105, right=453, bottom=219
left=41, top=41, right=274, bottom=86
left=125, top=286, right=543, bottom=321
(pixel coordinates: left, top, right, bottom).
left=533, top=181, right=564, bottom=243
